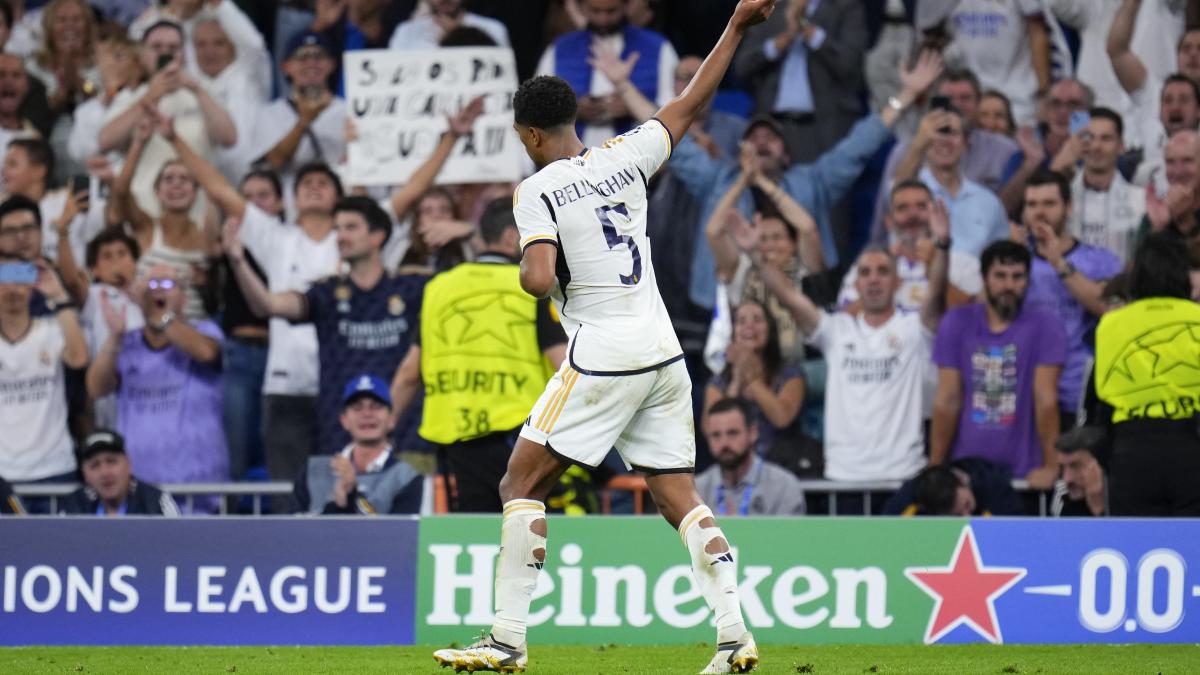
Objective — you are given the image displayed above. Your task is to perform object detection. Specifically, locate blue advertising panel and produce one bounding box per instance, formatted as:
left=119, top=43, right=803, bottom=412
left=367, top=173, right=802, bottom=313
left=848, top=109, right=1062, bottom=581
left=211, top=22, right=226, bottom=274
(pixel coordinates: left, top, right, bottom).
left=0, top=518, right=419, bottom=646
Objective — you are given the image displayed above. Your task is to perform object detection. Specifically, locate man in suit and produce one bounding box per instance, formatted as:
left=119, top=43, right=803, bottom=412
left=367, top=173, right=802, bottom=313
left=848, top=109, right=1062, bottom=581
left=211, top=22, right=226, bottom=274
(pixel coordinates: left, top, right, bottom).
left=733, top=0, right=869, bottom=162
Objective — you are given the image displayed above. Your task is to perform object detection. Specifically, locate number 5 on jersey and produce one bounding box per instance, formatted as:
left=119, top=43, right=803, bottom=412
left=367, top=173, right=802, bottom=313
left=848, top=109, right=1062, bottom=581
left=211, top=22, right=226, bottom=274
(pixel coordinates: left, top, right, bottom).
left=594, top=203, right=642, bottom=286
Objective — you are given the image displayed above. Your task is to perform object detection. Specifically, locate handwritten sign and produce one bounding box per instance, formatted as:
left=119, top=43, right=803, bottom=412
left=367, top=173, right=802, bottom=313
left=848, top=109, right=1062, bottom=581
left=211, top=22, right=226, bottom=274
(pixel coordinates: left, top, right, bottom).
left=345, top=48, right=524, bottom=186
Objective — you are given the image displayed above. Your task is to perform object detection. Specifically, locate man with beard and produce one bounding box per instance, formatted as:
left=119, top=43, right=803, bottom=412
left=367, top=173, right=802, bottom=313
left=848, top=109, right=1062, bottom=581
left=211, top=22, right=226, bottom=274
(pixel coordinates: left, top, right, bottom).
left=1018, top=169, right=1121, bottom=426
left=535, top=0, right=679, bottom=149
left=695, top=397, right=805, bottom=516
left=739, top=186, right=950, bottom=485
left=931, top=240, right=1066, bottom=490
left=59, top=429, right=180, bottom=516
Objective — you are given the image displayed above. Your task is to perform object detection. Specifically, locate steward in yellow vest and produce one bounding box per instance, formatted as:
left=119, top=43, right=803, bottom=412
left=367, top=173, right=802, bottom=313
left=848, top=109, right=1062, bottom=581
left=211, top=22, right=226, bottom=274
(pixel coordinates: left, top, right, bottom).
left=1093, top=234, right=1200, bottom=516
left=390, top=202, right=566, bottom=511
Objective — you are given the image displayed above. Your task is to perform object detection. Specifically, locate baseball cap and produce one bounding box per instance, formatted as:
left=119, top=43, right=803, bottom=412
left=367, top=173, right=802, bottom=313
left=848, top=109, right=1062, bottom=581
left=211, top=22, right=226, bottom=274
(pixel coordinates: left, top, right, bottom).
left=742, top=114, right=786, bottom=141
left=79, top=429, right=126, bottom=462
left=285, top=30, right=333, bottom=59
left=342, top=374, right=392, bottom=409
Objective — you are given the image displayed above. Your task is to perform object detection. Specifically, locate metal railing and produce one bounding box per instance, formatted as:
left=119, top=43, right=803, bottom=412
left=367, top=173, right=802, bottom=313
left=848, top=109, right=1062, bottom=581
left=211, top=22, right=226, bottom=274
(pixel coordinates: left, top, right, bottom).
left=13, top=478, right=1050, bottom=516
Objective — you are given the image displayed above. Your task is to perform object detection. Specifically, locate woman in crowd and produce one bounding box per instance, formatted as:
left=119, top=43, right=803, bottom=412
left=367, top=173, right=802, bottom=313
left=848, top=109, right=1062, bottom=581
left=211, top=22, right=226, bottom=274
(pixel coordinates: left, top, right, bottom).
left=976, top=90, right=1016, bottom=137
left=107, top=113, right=214, bottom=319
left=703, top=299, right=805, bottom=454
left=398, top=186, right=472, bottom=273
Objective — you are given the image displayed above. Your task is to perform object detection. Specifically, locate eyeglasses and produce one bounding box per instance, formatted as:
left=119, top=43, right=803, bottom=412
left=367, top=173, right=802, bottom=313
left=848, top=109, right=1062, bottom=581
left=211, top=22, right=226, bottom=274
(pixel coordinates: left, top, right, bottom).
left=0, top=223, right=38, bottom=238
left=147, top=278, right=176, bottom=290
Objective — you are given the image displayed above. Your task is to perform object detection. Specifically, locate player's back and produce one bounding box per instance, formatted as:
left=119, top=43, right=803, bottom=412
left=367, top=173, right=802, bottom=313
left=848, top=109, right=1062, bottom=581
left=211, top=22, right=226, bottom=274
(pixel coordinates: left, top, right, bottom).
left=514, top=118, right=681, bottom=375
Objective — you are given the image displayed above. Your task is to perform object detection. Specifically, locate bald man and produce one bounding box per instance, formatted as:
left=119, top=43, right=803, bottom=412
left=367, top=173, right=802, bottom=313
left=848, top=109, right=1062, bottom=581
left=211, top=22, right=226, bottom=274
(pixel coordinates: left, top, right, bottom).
left=1142, top=129, right=1200, bottom=243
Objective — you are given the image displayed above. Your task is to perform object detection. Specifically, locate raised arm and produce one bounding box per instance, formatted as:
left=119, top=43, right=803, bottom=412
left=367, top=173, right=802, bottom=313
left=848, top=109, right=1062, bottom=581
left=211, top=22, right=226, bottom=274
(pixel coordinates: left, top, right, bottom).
left=654, top=0, right=777, bottom=140
left=181, top=71, right=237, bottom=148
left=222, top=216, right=306, bottom=320
left=1026, top=14, right=1052, bottom=97
left=1032, top=221, right=1109, bottom=316
left=98, top=66, right=181, bottom=153
left=54, top=190, right=91, bottom=302
left=750, top=161, right=824, bottom=272
left=388, top=97, right=483, bottom=220
left=165, top=117, right=246, bottom=219
left=1107, top=0, right=1149, bottom=95
left=108, top=113, right=155, bottom=235
left=731, top=213, right=821, bottom=334
left=919, top=198, right=951, bottom=331
left=929, top=367, right=962, bottom=465
left=704, top=164, right=752, bottom=282
left=894, top=108, right=949, bottom=183
left=260, top=92, right=332, bottom=171
left=589, top=43, right=657, bottom=123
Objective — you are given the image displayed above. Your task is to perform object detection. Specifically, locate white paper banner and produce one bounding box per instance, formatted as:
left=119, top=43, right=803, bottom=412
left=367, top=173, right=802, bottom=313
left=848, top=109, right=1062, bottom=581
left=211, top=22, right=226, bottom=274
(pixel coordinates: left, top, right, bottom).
left=344, top=48, right=524, bottom=186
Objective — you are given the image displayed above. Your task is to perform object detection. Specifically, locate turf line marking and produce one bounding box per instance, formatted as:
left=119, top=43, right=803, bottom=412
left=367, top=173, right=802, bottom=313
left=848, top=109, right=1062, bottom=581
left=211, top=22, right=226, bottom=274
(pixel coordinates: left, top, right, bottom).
left=1023, top=585, right=1072, bottom=596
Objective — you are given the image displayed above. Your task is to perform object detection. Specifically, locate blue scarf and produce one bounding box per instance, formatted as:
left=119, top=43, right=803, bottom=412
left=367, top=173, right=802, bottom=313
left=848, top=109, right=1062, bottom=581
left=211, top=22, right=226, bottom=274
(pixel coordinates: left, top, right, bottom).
left=555, top=24, right=664, bottom=137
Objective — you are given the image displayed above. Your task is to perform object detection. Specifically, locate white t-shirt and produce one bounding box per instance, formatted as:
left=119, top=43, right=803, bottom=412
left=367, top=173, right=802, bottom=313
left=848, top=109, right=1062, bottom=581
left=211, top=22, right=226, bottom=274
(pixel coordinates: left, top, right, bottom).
left=536, top=35, right=678, bottom=149
left=514, top=118, right=680, bottom=373
left=239, top=203, right=339, bottom=396
left=949, top=0, right=1044, bottom=126
left=37, top=188, right=107, bottom=267
left=1069, top=171, right=1146, bottom=265
left=80, top=284, right=146, bottom=428
left=247, top=97, right=347, bottom=221
left=808, top=310, right=931, bottom=481
left=0, top=318, right=76, bottom=481
left=837, top=252, right=983, bottom=313
left=388, top=13, right=511, bottom=49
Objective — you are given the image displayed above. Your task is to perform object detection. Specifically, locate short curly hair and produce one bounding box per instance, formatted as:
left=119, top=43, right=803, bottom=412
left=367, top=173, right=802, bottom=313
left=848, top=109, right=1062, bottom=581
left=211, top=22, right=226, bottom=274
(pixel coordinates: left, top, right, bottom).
left=513, top=75, right=577, bottom=130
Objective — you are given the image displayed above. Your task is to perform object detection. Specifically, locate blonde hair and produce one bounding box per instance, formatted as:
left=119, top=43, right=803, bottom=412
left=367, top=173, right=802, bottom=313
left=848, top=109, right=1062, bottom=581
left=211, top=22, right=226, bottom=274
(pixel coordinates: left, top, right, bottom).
left=36, top=0, right=97, bottom=69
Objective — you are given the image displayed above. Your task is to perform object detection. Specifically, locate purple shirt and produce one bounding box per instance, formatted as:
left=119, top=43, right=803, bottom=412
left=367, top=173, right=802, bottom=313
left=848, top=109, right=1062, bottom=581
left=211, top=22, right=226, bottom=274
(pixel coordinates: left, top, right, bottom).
left=933, top=304, right=1067, bottom=477
left=1027, top=243, right=1121, bottom=413
left=116, top=321, right=229, bottom=484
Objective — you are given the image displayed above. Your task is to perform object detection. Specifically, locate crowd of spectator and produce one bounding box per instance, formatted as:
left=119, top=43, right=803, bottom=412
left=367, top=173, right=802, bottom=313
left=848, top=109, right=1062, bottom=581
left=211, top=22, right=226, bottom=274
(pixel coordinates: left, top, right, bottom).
left=1, top=0, right=1199, bottom=520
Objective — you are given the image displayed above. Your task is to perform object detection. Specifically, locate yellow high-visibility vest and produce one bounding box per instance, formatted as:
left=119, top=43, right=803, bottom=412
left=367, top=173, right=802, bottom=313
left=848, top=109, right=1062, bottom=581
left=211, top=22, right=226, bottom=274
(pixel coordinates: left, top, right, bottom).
left=418, top=262, right=556, bottom=443
left=1095, top=297, right=1200, bottom=423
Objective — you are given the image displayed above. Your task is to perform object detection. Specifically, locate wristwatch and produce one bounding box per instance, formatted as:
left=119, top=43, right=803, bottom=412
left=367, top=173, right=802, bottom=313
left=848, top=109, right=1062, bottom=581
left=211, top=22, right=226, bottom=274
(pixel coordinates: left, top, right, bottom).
left=1056, top=261, right=1077, bottom=280
left=153, top=310, right=176, bottom=332
left=886, top=96, right=904, bottom=113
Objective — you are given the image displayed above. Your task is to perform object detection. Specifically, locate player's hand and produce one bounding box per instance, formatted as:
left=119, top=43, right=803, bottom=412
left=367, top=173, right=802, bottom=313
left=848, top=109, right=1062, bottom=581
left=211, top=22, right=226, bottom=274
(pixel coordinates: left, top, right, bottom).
left=1025, top=465, right=1058, bottom=491
left=588, top=40, right=639, bottom=87
left=731, top=0, right=777, bottom=30
left=446, top=95, right=485, bottom=137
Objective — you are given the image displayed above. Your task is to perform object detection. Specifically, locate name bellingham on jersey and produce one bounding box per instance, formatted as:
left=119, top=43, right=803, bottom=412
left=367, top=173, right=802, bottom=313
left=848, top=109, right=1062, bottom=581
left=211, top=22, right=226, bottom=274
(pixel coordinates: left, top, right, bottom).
left=513, top=118, right=682, bottom=375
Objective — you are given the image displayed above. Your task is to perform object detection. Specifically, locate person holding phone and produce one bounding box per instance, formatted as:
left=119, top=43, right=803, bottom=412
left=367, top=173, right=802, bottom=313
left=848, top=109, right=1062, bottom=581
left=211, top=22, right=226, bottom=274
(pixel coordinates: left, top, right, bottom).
left=0, top=249, right=88, bottom=505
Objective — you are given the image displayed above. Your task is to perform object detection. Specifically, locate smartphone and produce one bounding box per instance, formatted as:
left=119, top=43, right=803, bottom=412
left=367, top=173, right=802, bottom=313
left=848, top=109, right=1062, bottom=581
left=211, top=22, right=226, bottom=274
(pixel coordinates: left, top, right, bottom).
left=930, top=95, right=952, bottom=111
left=70, top=174, right=89, bottom=196
left=1070, top=110, right=1090, bottom=136
left=156, top=52, right=174, bottom=72
left=0, top=261, right=37, bottom=284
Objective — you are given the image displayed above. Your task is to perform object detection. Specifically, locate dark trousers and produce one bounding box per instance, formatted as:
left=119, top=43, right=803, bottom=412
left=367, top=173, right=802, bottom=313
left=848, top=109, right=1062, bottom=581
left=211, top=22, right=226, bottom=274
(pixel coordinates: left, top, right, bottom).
left=263, top=394, right=317, bottom=512
left=1110, top=419, right=1200, bottom=516
left=442, top=431, right=517, bottom=513
left=223, top=338, right=268, bottom=481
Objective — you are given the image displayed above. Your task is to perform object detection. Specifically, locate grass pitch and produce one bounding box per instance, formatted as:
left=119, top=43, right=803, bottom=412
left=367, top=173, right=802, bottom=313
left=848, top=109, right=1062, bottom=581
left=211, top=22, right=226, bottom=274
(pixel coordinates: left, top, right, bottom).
left=0, top=644, right=1194, bottom=674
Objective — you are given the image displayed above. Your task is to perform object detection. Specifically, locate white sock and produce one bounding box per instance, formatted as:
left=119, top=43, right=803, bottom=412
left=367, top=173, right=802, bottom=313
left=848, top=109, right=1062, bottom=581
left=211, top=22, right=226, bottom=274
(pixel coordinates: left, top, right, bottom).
left=679, top=504, right=747, bottom=644
left=491, top=499, right=547, bottom=647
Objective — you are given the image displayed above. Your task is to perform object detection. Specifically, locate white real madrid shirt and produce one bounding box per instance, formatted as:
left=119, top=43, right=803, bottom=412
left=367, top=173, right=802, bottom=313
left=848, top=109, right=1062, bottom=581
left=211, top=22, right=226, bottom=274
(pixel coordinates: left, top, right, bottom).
left=0, top=318, right=76, bottom=480
left=514, top=118, right=682, bottom=374
left=808, top=310, right=931, bottom=482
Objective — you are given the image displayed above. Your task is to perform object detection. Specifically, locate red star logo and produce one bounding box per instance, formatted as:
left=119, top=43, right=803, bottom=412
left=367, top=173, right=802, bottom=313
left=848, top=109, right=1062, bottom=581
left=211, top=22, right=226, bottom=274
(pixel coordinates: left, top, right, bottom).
left=904, top=526, right=1026, bottom=644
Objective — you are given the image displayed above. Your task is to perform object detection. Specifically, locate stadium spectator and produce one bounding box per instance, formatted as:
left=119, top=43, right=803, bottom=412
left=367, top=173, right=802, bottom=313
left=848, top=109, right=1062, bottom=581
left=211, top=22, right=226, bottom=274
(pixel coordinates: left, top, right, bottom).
left=1141, top=129, right=1200, bottom=245
left=1054, top=107, right=1146, bottom=264
left=1095, top=234, right=1200, bottom=516
left=225, top=197, right=427, bottom=457
left=310, top=0, right=400, bottom=90
left=59, top=428, right=181, bottom=516
left=389, top=199, right=565, bottom=513
left=0, top=474, right=25, bottom=514
left=98, top=19, right=237, bottom=219
left=85, top=263, right=229, bottom=501
left=292, top=374, right=424, bottom=515
left=388, top=0, right=510, bottom=49
left=5, top=138, right=103, bottom=267
left=129, top=0, right=260, bottom=78
left=841, top=180, right=981, bottom=313
left=931, top=240, right=1066, bottom=490
left=740, top=191, right=950, bottom=484
left=731, top=0, right=867, bottom=162
left=883, top=458, right=1024, bottom=516
left=397, top=186, right=473, bottom=274
left=0, top=252, right=86, bottom=488
left=25, top=0, right=99, bottom=182
left=0, top=194, right=43, bottom=262
left=71, top=228, right=145, bottom=429
left=1051, top=425, right=1108, bottom=517
left=703, top=300, right=804, bottom=454
left=934, top=0, right=1052, bottom=126
left=696, top=397, right=806, bottom=516
left=1039, top=78, right=1095, bottom=166
left=68, top=28, right=145, bottom=166
left=0, top=54, right=42, bottom=194
left=893, top=106, right=1009, bottom=257
left=674, top=50, right=944, bottom=308
left=703, top=142, right=825, bottom=365
left=976, top=90, right=1016, bottom=137
left=250, top=30, right=343, bottom=218
left=1019, top=169, right=1121, bottom=423
left=536, top=0, right=679, bottom=149
left=107, top=114, right=213, bottom=319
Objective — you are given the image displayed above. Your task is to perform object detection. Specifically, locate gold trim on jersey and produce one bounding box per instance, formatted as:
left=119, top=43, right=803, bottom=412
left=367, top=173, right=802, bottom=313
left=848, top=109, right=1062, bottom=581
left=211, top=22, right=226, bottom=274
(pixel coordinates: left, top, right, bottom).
left=536, top=368, right=579, bottom=434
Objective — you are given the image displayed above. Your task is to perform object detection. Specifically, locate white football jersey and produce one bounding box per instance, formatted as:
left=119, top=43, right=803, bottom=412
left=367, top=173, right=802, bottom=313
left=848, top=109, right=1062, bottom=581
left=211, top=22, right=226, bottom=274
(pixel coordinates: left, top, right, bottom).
left=514, top=118, right=682, bottom=374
